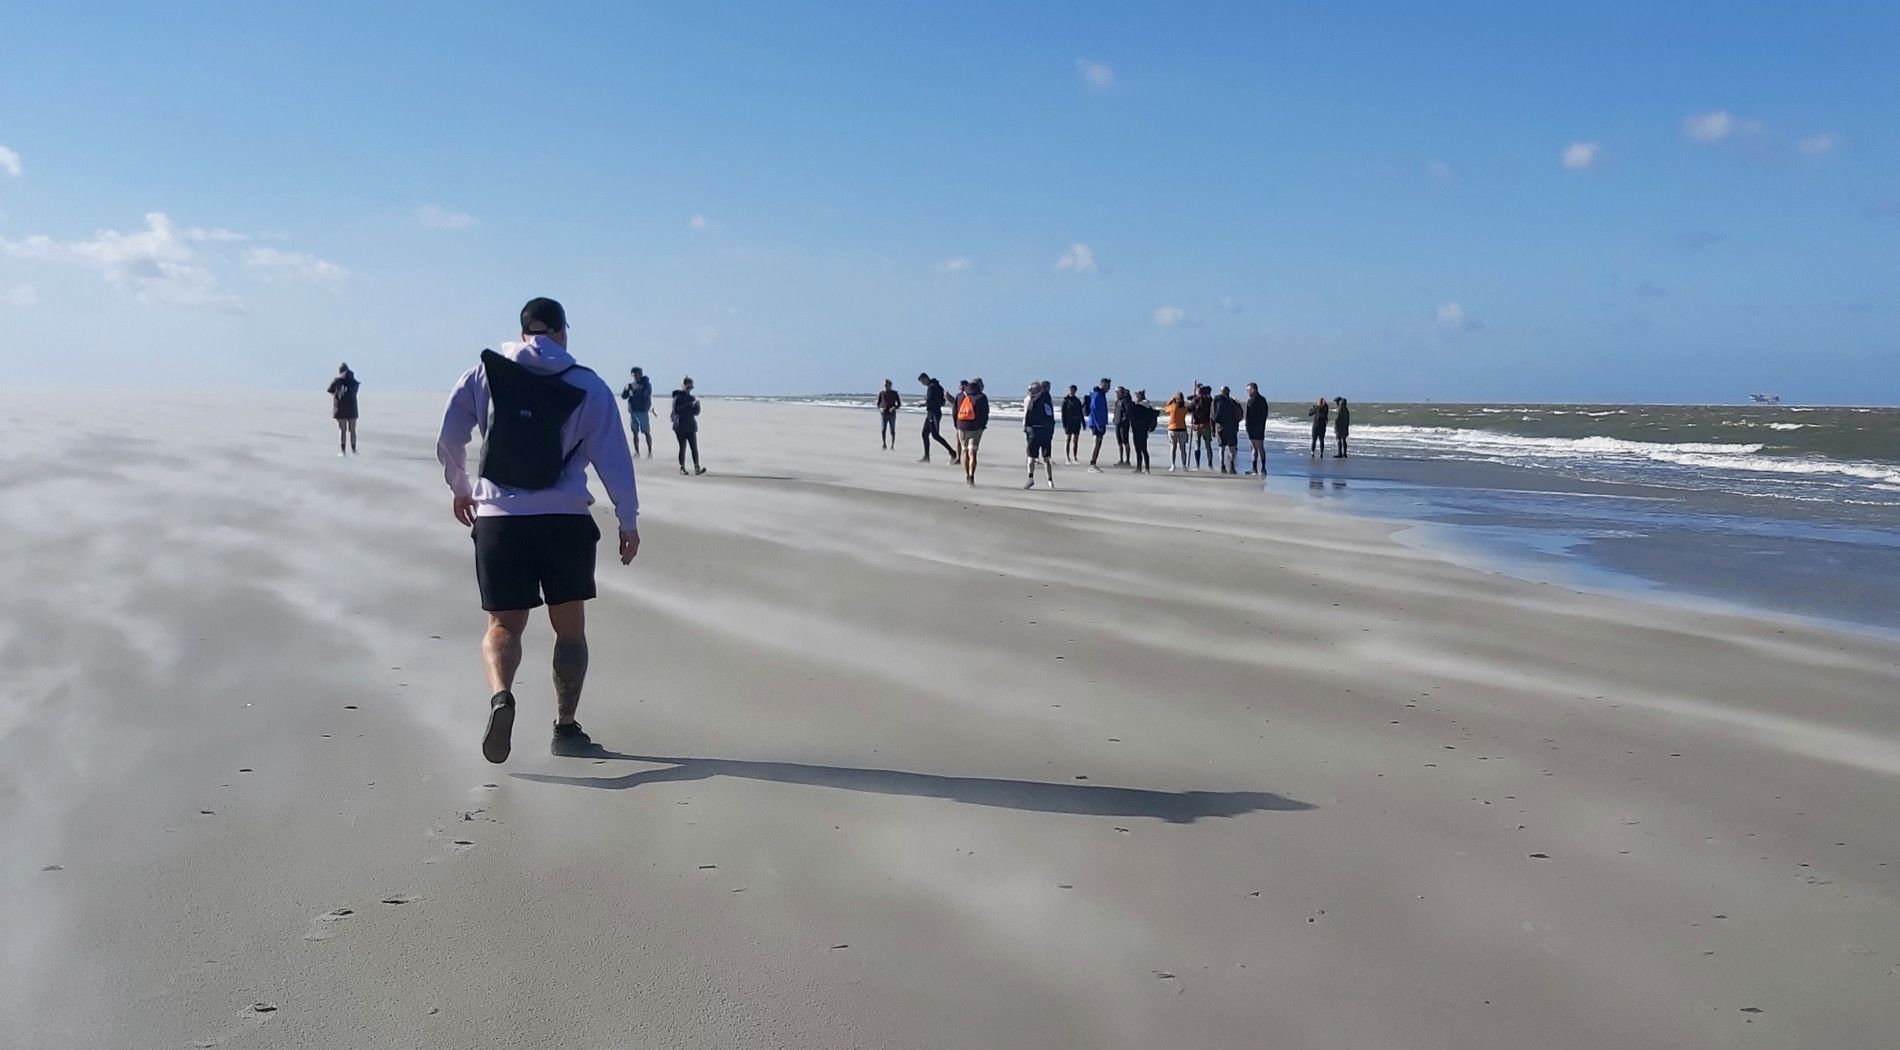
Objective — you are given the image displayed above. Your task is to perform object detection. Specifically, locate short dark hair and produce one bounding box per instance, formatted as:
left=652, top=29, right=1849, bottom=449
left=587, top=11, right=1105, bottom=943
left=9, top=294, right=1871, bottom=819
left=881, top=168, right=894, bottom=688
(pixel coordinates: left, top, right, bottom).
left=917, top=372, right=930, bottom=382
left=631, top=366, right=643, bottom=375
left=520, top=297, right=567, bottom=333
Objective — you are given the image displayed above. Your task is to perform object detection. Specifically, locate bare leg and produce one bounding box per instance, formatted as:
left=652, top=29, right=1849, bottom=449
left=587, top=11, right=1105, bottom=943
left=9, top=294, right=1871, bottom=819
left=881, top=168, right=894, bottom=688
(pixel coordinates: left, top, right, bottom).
left=346, top=419, right=357, bottom=452
left=483, top=610, right=530, bottom=695
left=546, top=601, right=588, bottom=725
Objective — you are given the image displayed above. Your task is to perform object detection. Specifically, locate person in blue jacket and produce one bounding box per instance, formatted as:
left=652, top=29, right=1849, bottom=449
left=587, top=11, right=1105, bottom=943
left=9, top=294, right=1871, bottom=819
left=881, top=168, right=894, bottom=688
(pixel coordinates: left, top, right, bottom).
left=1084, top=377, right=1112, bottom=472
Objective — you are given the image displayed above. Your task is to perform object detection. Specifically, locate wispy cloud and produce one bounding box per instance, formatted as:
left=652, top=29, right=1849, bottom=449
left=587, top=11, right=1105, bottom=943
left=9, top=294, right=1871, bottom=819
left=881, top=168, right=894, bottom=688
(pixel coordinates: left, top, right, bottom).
left=1054, top=242, right=1097, bottom=273
left=1797, top=133, right=1840, bottom=158
left=1562, top=141, right=1600, bottom=170
left=1683, top=110, right=1763, bottom=145
left=415, top=203, right=477, bottom=230
left=1076, top=59, right=1114, bottom=90
left=3, top=284, right=36, bottom=307
left=1436, top=301, right=1476, bottom=330
left=1676, top=228, right=1727, bottom=251
left=689, top=213, right=721, bottom=232
left=244, top=247, right=348, bottom=283
left=1153, top=306, right=1201, bottom=328
left=0, top=145, right=19, bottom=178
left=1426, top=159, right=1453, bottom=182
left=0, top=211, right=238, bottom=308
left=939, top=256, right=972, bottom=273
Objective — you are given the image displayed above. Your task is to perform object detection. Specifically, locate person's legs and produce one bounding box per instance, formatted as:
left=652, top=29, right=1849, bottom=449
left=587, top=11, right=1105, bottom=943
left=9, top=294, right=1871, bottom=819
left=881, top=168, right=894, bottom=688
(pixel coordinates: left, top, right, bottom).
left=1250, top=438, right=1265, bottom=474
left=545, top=600, right=587, bottom=725
left=1089, top=428, right=1105, bottom=469
left=687, top=432, right=702, bottom=472
left=336, top=420, right=347, bottom=454
left=483, top=609, right=529, bottom=695
left=346, top=419, right=357, bottom=452
left=677, top=429, right=689, bottom=471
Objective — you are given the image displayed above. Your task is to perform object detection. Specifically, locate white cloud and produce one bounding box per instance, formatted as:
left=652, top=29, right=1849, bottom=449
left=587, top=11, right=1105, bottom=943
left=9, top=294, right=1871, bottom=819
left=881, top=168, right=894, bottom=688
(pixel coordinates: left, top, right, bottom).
left=244, top=247, right=348, bottom=283
left=1054, top=242, right=1097, bottom=273
left=1562, top=141, right=1600, bottom=170
left=415, top=204, right=477, bottom=230
left=0, top=146, right=21, bottom=177
left=1213, top=296, right=1242, bottom=313
left=183, top=226, right=248, bottom=243
left=1076, top=59, right=1114, bottom=90
left=3, top=284, right=36, bottom=307
left=1797, top=133, right=1839, bottom=158
left=1153, top=305, right=1200, bottom=328
left=689, top=213, right=719, bottom=232
left=940, top=256, right=972, bottom=273
left=1437, top=302, right=1475, bottom=330
left=0, top=211, right=236, bottom=308
left=1426, top=159, right=1453, bottom=182
left=694, top=325, right=719, bottom=346
left=1683, top=110, right=1761, bottom=144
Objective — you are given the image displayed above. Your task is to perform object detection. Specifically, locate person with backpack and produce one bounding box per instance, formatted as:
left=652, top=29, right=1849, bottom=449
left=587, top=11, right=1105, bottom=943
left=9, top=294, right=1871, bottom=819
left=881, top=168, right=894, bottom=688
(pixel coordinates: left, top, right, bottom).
left=619, top=366, right=653, bottom=459
left=435, top=297, right=640, bottom=764
left=671, top=377, right=705, bottom=475
left=327, top=362, right=360, bottom=455
left=1084, top=377, right=1112, bottom=472
left=1213, top=385, right=1243, bottom=474
left=1022, top=379, right=1057, bottom=489
left=1127, top=389, right=1158, bottom=473
left=1244, top=383, right=1270, bottom=475
left=955, top=377, right=990, bottom=486
left=876, top=378, right=901, bottom=449
left=1060, top=384, right=1084, bottom=463
left=916, top=373, right=959, bottom=463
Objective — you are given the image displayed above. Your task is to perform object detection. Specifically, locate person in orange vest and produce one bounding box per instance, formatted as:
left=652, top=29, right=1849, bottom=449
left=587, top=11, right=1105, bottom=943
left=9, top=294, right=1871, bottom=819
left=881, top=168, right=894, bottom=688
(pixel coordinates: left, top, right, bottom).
left=954, top=378, right=990, bottom=487
left=1162, top=391, right=1192, bottom=472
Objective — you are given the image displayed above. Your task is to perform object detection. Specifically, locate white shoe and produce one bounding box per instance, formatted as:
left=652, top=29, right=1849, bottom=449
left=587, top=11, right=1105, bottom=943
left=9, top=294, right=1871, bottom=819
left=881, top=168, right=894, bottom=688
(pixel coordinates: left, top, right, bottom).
left=1088, top=466, right=1103, bottom=474
left=1168, top=465, right=1177, bottom=472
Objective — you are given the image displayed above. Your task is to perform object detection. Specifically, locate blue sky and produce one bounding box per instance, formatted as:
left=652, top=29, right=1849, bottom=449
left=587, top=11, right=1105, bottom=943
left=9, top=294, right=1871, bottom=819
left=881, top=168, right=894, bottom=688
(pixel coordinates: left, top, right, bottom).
left=2, top=2, right=1895, bottom=402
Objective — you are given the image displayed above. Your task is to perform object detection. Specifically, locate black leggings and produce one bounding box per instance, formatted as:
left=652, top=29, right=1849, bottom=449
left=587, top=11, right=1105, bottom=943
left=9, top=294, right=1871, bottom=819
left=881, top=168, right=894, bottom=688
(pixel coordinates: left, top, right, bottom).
left=922, top=414, right=957, bottom=458
left=1115, top=418, right=1130, bottom=460
left=1133, top=429, right=1151, bottom=471
left=676, top=429, right=700, bottom=469
left=1310, top=424, right=1326, bottom=453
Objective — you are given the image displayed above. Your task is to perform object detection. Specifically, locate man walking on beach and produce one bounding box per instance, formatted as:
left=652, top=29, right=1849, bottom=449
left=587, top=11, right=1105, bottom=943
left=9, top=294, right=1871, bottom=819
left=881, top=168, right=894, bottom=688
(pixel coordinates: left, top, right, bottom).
left=1084, top=377, right=1112, bottom=472
left=619, top=366, right=653, bottom=459
left=917, top=373, right=959, bottom=463
left=955, top=377, right=990, bottom=486
left=436, top=297, right=640, bottom=763
left=1244, top=383, right=1270, bottom=475
left=1023, top=380, right=1057, bottom=489
left=877, top=379, right=901, bottom=449
left=1060, top=384, right=1084, bottom=463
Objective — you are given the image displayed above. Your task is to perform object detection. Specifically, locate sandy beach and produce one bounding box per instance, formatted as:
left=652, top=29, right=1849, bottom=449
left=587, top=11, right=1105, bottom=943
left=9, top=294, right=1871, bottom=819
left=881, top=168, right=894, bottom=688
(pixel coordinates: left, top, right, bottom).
left=4, top=390, right=1898, bottom=1049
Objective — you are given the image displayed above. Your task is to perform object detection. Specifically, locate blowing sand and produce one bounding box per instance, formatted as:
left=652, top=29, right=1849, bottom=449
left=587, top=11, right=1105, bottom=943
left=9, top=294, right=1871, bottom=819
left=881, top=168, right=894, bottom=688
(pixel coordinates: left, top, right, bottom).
left=4, top=390, right=1898, bottom=1049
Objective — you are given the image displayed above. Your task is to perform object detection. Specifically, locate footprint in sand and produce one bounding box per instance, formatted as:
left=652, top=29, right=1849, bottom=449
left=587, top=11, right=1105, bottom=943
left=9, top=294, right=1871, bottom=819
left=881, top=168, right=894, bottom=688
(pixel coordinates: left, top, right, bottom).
left=381, top=895, right=418, bottom=906
left=450, top=840, right=475, bottom=853
left=304, top=908, right=354, bottom=941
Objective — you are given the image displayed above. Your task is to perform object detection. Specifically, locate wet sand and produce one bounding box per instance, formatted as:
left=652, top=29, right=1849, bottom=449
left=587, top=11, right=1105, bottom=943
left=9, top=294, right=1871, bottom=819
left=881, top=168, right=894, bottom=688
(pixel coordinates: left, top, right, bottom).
left=4, top=391, right=1898, bottom=1048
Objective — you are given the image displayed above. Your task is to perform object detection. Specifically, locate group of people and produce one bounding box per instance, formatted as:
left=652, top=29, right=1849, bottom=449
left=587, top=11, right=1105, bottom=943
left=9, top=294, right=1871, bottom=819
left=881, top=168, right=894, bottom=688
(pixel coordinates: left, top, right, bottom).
left=1307, top=396, right=1352, bottom=458
left=893, top=375, right=1321, bottom=488
left=617, top=367, right=706, bottom=476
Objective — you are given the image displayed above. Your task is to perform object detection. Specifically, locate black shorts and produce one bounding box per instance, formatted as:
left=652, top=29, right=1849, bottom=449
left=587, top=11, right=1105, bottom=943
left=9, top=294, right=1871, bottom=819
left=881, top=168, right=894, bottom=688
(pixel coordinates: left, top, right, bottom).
left=1026, top=430, right=1054, bottom=458
left=1218, top=429, right=1240, bottom=448
left=472, top=514, right=600, bottom=612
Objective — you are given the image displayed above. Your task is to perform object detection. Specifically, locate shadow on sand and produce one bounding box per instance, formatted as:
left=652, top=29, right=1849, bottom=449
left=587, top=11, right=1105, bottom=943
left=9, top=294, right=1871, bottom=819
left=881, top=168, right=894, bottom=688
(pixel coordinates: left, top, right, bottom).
left=514, top=753, right=1314, bottom=824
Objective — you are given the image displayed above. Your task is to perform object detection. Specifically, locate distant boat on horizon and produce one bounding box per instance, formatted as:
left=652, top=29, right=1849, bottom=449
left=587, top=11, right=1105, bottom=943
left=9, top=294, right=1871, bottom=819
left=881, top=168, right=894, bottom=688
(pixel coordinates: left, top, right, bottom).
left=1749, top=393, right=1782, bottom=405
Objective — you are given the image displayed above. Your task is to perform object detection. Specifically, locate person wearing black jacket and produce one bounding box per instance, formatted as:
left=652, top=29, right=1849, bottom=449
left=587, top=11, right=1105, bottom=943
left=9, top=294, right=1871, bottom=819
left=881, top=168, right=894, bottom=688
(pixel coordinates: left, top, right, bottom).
left=327, top=362, right=360, bottom=455
left=1060, top=384, right=1084, bottom=463
left=1212, top=385, right=1243, bottom=473
left=1114, top=386, right=1134, bottom=466
left=1127, top=390, right=1158, bottom=473
left=954, top=378, right=990, bottom=487
left=876, top=379, right=901, bottom=449
left=1244, top=383, right=1270, bottom=475
left=619, top=367, right=653, bottom=458
left=671, top=377, right=705, bottom=475
left=1333, top=397, right=1352, bottom=458
left=917, top=373, right=959, bottom=463
left=1307, top=397, right=1330, bottom=456
left=1022, top=380, right=1057, bottom=489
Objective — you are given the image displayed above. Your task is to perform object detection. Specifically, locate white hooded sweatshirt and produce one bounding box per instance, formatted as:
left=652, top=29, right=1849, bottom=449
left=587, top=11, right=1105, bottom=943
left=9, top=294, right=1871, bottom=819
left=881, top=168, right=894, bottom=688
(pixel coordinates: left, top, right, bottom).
left=436, top=336, right=640, bottom=531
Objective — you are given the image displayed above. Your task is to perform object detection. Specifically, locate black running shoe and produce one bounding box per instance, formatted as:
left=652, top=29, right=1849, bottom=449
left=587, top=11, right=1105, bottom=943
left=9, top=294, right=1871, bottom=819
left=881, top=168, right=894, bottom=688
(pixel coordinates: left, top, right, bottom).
left=482, top=690, right=516, bottom=764
left=551, top=721, right=598, bottom=756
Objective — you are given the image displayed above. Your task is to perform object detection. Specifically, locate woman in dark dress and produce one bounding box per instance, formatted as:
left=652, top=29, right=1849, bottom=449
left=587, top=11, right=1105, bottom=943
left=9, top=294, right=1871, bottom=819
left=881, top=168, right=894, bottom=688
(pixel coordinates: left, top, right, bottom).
left=327, top=363, right=360, bottom=455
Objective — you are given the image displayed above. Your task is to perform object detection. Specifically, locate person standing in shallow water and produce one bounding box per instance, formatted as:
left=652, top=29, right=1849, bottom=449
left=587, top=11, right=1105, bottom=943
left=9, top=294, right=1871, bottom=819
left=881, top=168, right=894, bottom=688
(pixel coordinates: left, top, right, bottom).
left=671, top=377, right=705, bottom=475
left=1333, top=396, right=1352, bottom=458
left=327, top=363, right=360, bottom=455
left=876, top=379, right=901, bottom=449
left=1307, top=397, right=1330, bottom=456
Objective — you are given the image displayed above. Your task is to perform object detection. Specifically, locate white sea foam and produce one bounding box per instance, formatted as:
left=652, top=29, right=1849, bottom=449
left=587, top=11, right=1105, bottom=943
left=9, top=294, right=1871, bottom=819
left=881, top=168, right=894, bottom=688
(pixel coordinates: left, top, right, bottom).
left=1648, top=452, right=1900, bottom=485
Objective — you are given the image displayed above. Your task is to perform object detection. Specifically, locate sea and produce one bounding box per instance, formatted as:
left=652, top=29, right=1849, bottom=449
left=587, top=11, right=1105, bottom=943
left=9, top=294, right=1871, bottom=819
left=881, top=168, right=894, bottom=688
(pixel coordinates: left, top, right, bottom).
left=750, top=397, right=1900, bottom=634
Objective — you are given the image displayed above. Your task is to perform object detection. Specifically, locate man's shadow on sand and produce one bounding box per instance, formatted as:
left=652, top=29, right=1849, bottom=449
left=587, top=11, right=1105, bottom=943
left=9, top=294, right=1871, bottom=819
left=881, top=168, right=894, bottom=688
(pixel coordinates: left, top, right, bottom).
left=513, top=753, right=1314, bottom=824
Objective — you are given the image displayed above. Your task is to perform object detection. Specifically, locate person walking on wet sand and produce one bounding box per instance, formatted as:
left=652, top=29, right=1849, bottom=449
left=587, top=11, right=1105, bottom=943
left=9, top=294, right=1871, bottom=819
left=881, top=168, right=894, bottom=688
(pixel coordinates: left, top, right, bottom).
left=1333, top=397, right=1352, bottom=458
left=671, top=377, right=705, bottom=475
left=327, top=363, right=360, bottom=455
left=1244, top=383, right=1270, bottom=475
left=1061, top=384, right=1084, bottom=463
left=1307, top=397, right=1330, bottom=456
left=917, top=373, right=959, bottom=463
left=435, top=297, right=640, bottom=763
left=1022, top=379, right=1057, bottom=489
left=955, top=377, right=990, bottom=486
left=876, top=379, right=901, bottom=449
